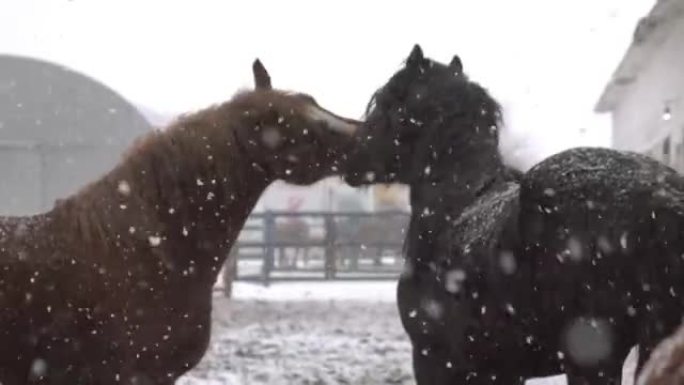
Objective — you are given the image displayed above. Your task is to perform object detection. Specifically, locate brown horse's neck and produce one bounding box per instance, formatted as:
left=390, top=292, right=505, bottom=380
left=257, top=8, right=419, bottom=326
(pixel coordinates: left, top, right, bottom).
left=54, top=101, right=273, bottom=279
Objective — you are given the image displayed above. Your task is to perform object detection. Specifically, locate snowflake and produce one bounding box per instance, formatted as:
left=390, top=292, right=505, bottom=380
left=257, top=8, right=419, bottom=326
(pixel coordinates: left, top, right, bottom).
left=117, top=181, right=131, bottom=195
left=148, top=236, right=162, bottom=247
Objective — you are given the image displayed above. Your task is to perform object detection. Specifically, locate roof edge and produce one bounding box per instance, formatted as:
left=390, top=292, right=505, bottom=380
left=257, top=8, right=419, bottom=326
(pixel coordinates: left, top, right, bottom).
left=595, top=0, right=683, bottom=112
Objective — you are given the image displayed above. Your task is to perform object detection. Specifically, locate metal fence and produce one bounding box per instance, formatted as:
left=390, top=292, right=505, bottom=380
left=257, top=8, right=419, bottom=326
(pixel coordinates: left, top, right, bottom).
left=224, top=210, right=410, bottom=288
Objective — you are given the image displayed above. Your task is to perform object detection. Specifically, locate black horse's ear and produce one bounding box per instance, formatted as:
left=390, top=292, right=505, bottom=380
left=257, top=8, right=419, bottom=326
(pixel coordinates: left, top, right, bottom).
left=406, top=44, right=424, bottom=67
left=253, top=59, right=272, bottom=90
left=449, top=55, right=463, bottom=74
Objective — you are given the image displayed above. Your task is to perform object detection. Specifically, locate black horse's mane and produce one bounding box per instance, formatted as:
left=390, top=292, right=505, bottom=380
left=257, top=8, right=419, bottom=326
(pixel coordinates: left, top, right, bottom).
left=367, top=57, right=511, bottom=270
left=365, top=59, right=503, bottom=134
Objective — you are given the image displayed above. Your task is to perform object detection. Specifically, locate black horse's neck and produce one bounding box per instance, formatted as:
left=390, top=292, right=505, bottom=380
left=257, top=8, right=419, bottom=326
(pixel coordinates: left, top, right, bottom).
left=405, top=146, right=508, bottom=270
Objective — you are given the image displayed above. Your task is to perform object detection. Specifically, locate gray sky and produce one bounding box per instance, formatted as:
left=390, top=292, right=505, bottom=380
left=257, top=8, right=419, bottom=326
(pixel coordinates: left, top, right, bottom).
left=1, top=0, right=655, bottom=168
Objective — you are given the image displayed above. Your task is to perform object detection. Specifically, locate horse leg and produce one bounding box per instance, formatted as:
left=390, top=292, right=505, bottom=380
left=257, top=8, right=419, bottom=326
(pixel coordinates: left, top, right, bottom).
left=223, top=248, right=238, bottom=298
left=279, top=247, right=289, bottom=269
left=302, top=248, right=309, bottom=267
left=374, top=247, right=383, bottom=266
left=351, top=247, right=359, bottom=270
left=294, top=247, right=301, bottom=268
left=411, top=345, right=452, bottom=385
left=290, top=247, right=297, bottom=268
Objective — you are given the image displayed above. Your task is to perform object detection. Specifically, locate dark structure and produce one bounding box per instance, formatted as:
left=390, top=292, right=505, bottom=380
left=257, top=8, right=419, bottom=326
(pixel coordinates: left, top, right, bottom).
left=0, top=61, right=358, bottom=385
left=344, top=45, right=684, bottom=385
left=0, top=55, right=152, bottom=215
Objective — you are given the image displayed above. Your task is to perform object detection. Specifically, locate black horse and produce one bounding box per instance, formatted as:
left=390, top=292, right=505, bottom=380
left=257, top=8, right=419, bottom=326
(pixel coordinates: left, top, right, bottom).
left=344, top=45, right=684, bottom=385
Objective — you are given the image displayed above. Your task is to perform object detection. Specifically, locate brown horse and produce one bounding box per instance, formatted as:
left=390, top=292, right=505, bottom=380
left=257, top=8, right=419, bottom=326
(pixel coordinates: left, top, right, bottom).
left=637, top=324, right=684, bottom=385
left=0, top=59, right=358, bottom=385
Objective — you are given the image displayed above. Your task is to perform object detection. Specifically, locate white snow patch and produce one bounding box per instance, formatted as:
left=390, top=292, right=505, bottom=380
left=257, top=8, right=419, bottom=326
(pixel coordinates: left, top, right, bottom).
left=229, top=281, right=397, bottom=302
left=184, top=280, right=639, bottom=385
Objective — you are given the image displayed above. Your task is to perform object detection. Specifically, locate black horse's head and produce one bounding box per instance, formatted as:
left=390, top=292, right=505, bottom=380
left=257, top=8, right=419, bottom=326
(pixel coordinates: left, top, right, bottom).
left=344, top=45, right=503, bottom=187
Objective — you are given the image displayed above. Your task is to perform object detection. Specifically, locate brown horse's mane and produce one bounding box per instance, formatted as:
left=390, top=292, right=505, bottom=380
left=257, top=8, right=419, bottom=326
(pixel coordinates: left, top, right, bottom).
left=47, top=89, right=291, bottom=253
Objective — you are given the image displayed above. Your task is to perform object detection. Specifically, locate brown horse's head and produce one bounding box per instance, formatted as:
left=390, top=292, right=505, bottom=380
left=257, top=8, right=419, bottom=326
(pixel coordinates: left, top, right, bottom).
left=230, top=59, right=360, bottom=185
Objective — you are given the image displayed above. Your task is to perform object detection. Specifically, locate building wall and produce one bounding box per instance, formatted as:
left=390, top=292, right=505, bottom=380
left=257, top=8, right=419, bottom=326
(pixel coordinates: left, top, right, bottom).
left=611, top=17, right=684, bottom=170
left=0, top=147, right=42, bottom=215
left=42, top=146, right=128, bottom=208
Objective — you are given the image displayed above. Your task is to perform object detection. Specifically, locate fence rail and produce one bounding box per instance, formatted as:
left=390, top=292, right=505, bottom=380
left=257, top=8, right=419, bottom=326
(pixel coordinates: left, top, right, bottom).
left=224, top=210, right=410, bottom=291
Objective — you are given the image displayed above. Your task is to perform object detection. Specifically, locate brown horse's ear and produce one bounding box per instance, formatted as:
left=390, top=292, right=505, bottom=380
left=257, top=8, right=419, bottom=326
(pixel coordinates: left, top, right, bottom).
left=449, top=55, right=463, bottom=74
left=253, top=59, right=272, bottom=90
left=406, top=44, right=424, bottom=67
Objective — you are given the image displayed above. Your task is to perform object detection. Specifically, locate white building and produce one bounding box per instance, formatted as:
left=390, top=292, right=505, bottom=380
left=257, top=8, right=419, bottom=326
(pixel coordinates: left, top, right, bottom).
left=596, top=0, right=684, bottom=170
left=0, top=55, right=151, bottom=215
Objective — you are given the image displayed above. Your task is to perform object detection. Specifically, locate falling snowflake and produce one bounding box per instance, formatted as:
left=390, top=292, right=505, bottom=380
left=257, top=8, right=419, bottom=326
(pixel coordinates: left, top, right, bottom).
left=30, top=358, right=48, bottom=378
left=445, top=269, right=466, bottom=294
left=620, top=232, right=628, bottom=250
left=422, top=299, right=443, bottom=320
left=563, top=317, right=613, bottom=367
left=262, top=127, right=282, bottom=148
left=566, top=236, right=583, bottom=261
left=505, top=303, right=516, bottom=315
left=499, top=251, right=516, bottom=275
left=148, top=236, right=162, bottom=247
left=117, top=181, right=131, bottom=195
left=597, top=236, right=613, bottom=255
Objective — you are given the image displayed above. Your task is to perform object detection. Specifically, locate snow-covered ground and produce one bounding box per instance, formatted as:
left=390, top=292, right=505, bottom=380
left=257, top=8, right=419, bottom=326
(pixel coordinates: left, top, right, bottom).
left=178, top=281, right=635, bottom=385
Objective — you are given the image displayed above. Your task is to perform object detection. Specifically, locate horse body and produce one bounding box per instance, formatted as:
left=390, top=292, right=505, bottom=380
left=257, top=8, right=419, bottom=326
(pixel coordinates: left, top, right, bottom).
left=275, top=217, right=311, bottom=268
left=344, top=45, right=684, bottom=384
left=520, top=147, right=684, bottom=383
left=0, top=60, right=358, bottom=385
left=0, top=111, right=269, bottom=385
left=396, top=170, right=549, bottom=384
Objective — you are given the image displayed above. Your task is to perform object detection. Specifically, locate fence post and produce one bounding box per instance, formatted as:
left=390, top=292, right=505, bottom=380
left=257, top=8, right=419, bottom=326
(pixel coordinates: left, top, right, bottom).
left=324, top=213, right=337, bottom=279
left=262, top=211, right=275, bottom=287
left=223, top=246, right=239, bottom=297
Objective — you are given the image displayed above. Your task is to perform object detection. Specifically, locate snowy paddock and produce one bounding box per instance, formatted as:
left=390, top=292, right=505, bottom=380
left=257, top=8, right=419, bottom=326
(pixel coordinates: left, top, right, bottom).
left=178, top=281, right=636, bottom=385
